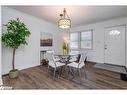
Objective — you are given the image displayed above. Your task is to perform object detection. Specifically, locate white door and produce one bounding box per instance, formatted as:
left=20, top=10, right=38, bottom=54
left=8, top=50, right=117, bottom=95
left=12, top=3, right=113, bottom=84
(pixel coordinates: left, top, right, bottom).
left=104, top=25, right=126, bottom=66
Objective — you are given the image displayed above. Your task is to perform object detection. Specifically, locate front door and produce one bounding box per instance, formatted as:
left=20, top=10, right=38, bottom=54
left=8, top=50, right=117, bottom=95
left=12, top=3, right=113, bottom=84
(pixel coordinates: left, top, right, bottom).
left=104, top=25, right=126, bottom=66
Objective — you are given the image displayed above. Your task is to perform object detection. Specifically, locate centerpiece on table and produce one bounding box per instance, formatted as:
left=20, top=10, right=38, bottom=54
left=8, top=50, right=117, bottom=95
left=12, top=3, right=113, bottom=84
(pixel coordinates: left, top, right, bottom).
left=62, top=42, right=69, bottom=55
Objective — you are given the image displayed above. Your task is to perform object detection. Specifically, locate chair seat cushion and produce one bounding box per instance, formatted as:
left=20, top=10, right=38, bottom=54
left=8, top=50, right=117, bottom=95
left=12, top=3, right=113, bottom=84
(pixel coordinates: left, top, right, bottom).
left=48, top=61, right=65, bottom=68
left=69, top=57, right=77, bottom=62
left=67, top=62, right=85, bottom=68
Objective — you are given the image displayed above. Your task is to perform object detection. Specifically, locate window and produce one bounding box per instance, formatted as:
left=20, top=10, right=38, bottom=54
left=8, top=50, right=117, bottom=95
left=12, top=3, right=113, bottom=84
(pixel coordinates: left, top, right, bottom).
left=70, top=30, right=93, bottom=49
left=81, top=30, right=92, bottom=49
left=70, top=32, right=79, bottom=49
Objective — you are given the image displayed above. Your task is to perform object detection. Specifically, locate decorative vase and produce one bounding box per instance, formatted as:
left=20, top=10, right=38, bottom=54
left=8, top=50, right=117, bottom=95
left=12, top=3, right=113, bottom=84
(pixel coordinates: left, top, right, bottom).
left=63, top=49, right=67, bottom=55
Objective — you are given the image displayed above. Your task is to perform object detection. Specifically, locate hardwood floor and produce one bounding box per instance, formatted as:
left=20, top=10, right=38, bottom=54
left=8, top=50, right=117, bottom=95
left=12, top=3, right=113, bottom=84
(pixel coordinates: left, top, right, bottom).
left=2, top=62, right=127, bottom=89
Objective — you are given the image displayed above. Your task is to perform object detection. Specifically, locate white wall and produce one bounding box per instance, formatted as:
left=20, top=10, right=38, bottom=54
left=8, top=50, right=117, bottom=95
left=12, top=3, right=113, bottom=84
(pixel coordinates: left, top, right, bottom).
left=2, top=7, right=127, bottom=76
left=0, top=6, right=3, bottom=85
left=126, top=18, right=127, bottom=68
left=2, top=7, right=63, bottom=75
left=71, top=17, right=127, bottom=67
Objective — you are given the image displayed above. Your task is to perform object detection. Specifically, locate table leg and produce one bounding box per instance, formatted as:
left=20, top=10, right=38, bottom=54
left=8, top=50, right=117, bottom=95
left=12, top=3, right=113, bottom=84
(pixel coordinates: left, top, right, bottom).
left=68, top=67, right=75, bottom=79
left=64, top=64, right=69, bottom=79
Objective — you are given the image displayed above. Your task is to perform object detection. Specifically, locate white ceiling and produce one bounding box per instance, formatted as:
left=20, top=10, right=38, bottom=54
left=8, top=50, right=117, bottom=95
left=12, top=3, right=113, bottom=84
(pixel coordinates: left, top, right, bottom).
left=7, top=6, right=127, bottom=27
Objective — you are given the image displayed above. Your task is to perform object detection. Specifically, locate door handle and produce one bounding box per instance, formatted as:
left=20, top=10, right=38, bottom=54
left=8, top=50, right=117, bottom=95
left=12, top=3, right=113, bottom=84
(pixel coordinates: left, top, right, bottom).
left=104, top=44, right=107, bottom=49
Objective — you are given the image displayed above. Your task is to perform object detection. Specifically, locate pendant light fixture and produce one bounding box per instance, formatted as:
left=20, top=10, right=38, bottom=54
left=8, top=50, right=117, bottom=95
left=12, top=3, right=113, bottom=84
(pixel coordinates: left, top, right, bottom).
left=58, top=8, right=71, bottom=29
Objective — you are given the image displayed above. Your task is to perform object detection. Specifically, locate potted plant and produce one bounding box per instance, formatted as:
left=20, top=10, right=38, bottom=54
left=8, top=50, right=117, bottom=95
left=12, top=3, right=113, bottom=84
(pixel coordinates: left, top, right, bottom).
left=2, top=18, right=31, bottom=78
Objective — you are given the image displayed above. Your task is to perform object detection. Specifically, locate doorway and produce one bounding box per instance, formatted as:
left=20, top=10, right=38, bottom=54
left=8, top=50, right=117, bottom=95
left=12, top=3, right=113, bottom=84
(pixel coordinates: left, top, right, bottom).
left=104, top=25, right=126, bottom=66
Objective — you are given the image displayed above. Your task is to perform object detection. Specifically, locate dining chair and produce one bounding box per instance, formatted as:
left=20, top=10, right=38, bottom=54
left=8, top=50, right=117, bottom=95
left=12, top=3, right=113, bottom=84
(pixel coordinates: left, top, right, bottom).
left=46, top=52, right=65, bottom=80
left=47, top=50, right=60, bottom=62
left=69, top=50, right=79, bottom=55
left=67, top=53, right=87, bottom=84
left=69, top=50, right=80, bottom=62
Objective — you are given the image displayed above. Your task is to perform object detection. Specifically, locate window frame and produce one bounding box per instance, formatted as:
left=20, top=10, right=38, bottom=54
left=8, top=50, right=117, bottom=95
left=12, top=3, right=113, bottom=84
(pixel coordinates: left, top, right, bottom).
left=80, top=29, right=93, bottom=50
left=69, top=32, right=79, bottom=50
left=69, top=29, right=93, bottom=50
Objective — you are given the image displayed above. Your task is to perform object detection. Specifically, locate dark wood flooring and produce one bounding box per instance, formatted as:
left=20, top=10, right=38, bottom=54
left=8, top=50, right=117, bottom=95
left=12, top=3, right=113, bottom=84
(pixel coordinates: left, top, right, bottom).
left=2, top=62, right=127, bottom=89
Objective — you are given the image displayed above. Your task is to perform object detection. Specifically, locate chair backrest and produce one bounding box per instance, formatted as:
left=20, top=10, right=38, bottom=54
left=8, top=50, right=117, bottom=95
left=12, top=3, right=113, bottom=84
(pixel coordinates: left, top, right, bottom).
left=76, top=54, right=81, bottom=62
left=46, top=50, right=56, bottom=61
left=69, top=50, right=79, bottom=55
left=46, top=52, right=57, bottom=67
left=79, top=53, right=87, bottom=63
left=46, top=52, right=54, bottom=62
left=76, top=53, right=86, bottom=68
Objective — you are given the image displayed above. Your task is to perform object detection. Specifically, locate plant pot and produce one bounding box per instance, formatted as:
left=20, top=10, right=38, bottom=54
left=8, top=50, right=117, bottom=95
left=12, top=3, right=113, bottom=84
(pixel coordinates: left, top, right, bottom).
left=9, top=69, right=19, bottom=79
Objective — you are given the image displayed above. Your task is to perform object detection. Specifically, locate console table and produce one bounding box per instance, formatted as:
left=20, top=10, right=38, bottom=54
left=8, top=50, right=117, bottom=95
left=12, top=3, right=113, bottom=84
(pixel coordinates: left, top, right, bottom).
left=40, top=50, right=52, bottom=65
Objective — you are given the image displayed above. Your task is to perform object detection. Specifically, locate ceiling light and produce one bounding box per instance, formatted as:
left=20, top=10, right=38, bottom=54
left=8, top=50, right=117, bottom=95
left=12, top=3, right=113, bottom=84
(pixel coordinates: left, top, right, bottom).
left=58, top=8, right=71, bottom=29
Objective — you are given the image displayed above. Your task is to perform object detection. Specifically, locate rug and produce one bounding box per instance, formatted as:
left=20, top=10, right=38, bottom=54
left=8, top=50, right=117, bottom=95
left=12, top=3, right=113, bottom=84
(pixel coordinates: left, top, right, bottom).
left=94, top=63, right=127, bottom=74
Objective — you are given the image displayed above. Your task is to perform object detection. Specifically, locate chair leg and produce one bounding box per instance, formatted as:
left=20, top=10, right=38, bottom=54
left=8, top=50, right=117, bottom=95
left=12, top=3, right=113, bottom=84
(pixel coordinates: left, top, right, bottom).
left=83, top=66, right=87, bottom=79
left=47, top=65, right=49, bottom=72
left=68, top=67, right=72, bottom=79
left=69, top=67, right=75, bottom=79
left=53, top=68, right=56, bottom=80
left=58, top=67, right=62, bottom=79
left=78, top=69, right=82, bottom=84
left=59, top=66, right=63, bottom=77
left=72, top=68, right=75, bottom=79
left=65, top=65, right=69, bottom=79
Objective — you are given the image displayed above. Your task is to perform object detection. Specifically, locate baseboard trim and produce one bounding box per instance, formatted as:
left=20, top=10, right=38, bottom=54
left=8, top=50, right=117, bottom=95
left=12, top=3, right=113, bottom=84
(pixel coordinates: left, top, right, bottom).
left=125, top=67, right=127, bottom=73
left=2, top=74, right=9, bottom=77
left=86, top=61, right=97, bottom=64
left=104, top=63, right=125, bottom=67
left=2, top=65, right=41, bottom=77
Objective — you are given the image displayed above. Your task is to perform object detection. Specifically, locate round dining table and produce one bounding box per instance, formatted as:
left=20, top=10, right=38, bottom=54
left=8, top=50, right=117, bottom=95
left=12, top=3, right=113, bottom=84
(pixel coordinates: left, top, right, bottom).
left=54, top=54, right=77, bottom=79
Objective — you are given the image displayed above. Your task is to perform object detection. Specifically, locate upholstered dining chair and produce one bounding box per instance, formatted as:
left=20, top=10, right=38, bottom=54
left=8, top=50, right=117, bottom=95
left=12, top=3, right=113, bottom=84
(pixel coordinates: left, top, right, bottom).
left=47, top=50, right=60, bottom=62
left=69, top=50, right=80, bottom=62
left=46, top=51, right=65, bottom=80
left=67, top=53, right=87, bottom=84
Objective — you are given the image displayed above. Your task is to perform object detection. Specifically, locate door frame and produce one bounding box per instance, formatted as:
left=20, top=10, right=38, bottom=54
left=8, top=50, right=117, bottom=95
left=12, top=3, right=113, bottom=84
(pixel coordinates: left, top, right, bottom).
left=104, top=24, right=126, bottom=66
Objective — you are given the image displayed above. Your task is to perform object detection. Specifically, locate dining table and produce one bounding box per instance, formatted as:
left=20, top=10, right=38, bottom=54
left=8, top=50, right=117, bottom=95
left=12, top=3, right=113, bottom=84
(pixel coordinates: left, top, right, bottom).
left=54, top=54, right=77, bottom=79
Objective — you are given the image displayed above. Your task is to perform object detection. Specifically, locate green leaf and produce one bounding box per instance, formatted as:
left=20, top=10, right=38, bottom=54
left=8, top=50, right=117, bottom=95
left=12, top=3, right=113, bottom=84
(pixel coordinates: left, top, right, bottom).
left=2, top=18, right=31, bottom=49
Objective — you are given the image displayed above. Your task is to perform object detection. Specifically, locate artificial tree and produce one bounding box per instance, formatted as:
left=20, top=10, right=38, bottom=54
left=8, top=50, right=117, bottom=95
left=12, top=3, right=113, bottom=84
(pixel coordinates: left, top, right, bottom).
left=2, top=18, right=31, bottom=78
